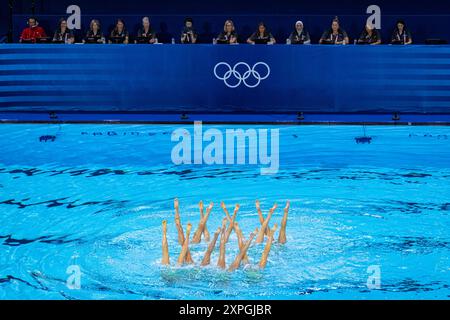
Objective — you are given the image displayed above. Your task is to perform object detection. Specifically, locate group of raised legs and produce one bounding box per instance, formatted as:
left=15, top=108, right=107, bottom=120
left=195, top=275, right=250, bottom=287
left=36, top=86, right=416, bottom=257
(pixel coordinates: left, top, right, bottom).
left=161, top=199, right=290, bottom=271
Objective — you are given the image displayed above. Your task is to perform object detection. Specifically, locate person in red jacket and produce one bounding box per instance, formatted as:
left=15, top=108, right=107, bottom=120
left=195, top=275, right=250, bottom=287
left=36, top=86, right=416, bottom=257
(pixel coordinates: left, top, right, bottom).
left=20, top=17, right=47, bottom=43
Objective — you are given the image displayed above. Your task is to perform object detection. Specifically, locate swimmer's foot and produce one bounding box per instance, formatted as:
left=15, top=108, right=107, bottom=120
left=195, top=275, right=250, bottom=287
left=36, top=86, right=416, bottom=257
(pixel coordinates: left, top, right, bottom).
left=278, top=201, right=290, bottom=244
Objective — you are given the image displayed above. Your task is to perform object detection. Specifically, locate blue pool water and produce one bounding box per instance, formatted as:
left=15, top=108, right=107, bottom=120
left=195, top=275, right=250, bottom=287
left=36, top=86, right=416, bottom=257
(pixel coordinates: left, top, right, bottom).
left=0, top=124, right=449, bottom=300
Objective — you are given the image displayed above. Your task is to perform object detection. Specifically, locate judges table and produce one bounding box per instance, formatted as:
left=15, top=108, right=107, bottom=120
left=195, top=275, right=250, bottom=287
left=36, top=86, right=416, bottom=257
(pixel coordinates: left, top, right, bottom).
left=0, top=44, right=450, bottom=117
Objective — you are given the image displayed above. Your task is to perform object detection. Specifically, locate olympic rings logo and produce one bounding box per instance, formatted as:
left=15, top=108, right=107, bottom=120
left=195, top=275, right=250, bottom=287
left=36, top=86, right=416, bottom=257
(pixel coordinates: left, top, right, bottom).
left=213, top=62, right=271, bottom=88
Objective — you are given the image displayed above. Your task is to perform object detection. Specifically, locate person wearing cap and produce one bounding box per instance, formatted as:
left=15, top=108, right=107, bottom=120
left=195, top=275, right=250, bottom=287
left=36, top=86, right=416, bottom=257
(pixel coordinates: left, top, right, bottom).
left=357, top=23, right=381, bottom=45
left=391, top=20, right=412, bottom=45
left=181, top=18, right=198, bottom=44
left=288, top=21, right=311, bottom=44
left=319, top=17, right=349, bottom=45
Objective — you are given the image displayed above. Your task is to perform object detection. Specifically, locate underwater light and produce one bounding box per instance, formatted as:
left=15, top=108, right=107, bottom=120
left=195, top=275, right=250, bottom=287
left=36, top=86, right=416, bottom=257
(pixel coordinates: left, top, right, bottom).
left=355, top=125, right=372, bottom=144
left=39, top=135, right=56, bottom=142
left=355, top=136, right=372, bottom=144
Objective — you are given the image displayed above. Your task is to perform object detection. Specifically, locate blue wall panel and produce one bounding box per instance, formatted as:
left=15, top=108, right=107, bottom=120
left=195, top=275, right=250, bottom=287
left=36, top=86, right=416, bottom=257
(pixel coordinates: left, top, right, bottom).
left=1, top=44, right=450, bottom=113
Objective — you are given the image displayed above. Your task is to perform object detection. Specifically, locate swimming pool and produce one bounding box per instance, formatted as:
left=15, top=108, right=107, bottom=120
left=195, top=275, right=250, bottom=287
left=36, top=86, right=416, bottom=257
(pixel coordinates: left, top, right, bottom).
left=0, top=124, right=449, bottom=300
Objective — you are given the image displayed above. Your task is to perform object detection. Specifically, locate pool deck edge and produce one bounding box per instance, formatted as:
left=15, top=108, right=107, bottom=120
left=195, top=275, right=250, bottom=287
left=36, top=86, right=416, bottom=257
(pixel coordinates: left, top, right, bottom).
left=1, top=112, right=450, bottom=125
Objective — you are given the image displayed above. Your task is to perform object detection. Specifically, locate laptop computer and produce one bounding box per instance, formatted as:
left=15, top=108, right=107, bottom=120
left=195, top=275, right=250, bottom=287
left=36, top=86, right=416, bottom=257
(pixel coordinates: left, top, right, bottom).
left=135, top=36, right=152, bottom=44
left=35, top=37, right=51, bottom=43
left=254, top=38, right=269, bottom=44
left=109, top=36, right=125, bottom=44
left=85, top=36, right=101, bottom=44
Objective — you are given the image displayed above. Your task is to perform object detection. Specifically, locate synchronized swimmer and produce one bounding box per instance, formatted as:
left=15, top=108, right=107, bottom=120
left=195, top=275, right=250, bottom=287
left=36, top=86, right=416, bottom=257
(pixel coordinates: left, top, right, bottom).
left=162, top=198, right=290, bottom=271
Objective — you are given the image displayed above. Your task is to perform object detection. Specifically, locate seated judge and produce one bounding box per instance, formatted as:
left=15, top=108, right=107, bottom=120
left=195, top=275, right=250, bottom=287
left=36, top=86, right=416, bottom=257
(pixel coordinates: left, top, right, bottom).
left=20, top=17, right=47, bottom=43
left=247, top=22, right=276, bottom=45
left=135, top=17, right=158, bottom=44
left=357, top=23, right=381, bottom=45
left=217, top=20, right=238, bottom=44
left=52, top=18, right=74, bottom=44
left=319, top=17, right=349, bottom=45
left=109, top=18, right=129, bottom=44
left=83, top=19, right=105, bottom=44
left=288, top=21, right=311, bottom=44
left=181, top=18, right=198, bottom=44
left=391, top=20, right=412, bottom=45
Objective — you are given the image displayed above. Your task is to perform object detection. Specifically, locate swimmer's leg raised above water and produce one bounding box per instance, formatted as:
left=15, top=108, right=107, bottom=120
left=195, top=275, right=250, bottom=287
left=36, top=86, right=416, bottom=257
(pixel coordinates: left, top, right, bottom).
left=278, top=201, right=290, bottom=244
left=255, top=200, right=270, bottom=236
left=224, top=204, right=239, bottom=243
left=200, top=227, right=221, bottom=266
left=220, top=201, right=232, bottom=221
left=199, top=201, right=211, bottom=242
left=174, top=199, right=194, bottom=263
left=256, top=203, right=277, bottom=244
left=192, top=202, right=213, bottom=244
left=174, top=198, right=184, bottom=245
left=234, top=222, right=249, bottom=264
left=259, top=224, right=278, bottom=269
left=177, top=223, right=193, bottom=266
left=228, top=229, right=257, bottom=272
left=217, top=218, right=228, bottom=269
left=162, top=220, right=170, bottom=265
left=221, top=201, right=241, bottom=237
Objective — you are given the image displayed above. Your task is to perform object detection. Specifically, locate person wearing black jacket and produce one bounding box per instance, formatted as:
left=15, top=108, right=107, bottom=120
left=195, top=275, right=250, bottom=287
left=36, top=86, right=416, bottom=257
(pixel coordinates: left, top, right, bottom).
left=181, top=18, right=198, bottom=44
left=83, top=19, right=105, bottom=44
left=247, top=22, right=276, bottom=45
left=52, top=18, right=74, bottom=43
left=217, top=20, right=238, bottom=44
left=288, top=21, right=310, bottom=44
left=391, top=20, right=412, bottom=45
left=135, top=17, right=158, bottom=44
left=357, top=23, right=381, bottom=45
left=109, top=18, right=129, bottom=44
left=320, top=17, right=349, bottom=45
